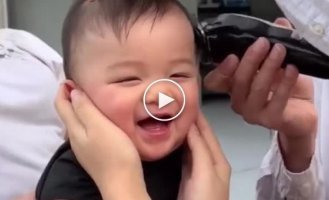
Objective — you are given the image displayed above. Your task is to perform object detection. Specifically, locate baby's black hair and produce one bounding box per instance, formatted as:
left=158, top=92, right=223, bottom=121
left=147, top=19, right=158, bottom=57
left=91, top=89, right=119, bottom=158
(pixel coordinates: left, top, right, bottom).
left=62, top=0, right=196, bottom=79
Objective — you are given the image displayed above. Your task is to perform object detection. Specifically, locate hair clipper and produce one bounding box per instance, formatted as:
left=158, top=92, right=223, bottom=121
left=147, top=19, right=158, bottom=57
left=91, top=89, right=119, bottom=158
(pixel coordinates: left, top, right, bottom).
left=195, top=13, right=329, bottom=79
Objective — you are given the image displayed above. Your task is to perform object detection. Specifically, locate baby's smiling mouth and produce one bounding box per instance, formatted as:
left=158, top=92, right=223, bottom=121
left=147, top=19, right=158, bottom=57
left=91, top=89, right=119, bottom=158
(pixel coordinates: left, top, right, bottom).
left=137, top=114, right=173, bottom=136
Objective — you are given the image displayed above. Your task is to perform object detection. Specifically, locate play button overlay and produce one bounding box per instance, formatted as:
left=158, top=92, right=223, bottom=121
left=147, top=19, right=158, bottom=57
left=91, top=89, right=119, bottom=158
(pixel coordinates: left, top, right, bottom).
left=143, top=79, right=186, bottom=122
left=158, top=92, right=174, bottom=109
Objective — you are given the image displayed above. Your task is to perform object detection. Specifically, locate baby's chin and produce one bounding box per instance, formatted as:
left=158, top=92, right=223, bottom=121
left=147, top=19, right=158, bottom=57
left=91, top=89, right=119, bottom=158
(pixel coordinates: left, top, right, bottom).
left=137, top=138, right=185, bottom=161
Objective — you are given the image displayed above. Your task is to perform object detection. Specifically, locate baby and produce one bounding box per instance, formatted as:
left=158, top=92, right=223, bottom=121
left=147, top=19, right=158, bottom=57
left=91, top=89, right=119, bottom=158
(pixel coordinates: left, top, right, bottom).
left=36, top=0, right=201, bottom=199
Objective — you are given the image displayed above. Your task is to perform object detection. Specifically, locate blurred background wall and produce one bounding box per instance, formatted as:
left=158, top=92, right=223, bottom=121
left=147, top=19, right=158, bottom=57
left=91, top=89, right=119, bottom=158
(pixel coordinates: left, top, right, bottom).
left=8, top=0, right=72, bottom=53
left=7, top=0, right=282, bottom=53
left=250, top=0, right=283, bottom=21
left=7, top=0, right=198, bottom=53
left=0, top=0, right=8, bottom=28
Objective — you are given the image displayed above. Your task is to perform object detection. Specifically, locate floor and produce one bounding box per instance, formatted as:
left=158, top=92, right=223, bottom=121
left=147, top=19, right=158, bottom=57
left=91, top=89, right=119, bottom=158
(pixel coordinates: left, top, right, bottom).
left=201, top=96, right=272, bottom=200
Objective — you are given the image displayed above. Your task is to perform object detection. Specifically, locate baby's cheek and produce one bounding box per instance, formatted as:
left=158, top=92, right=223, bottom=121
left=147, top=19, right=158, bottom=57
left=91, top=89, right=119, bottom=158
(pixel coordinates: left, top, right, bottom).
left=93, top=94, right=136, bottom=135
left=186, top=83, right=200, bottom=119
left=185, top=96, right=199, bottom=125
left=177, top=85, right=200, bottom=136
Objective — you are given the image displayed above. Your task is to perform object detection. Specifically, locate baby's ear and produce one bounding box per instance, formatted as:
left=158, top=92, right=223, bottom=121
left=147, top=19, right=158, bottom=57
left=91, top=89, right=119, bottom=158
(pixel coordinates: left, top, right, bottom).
left=64, top=80, right=78, bottom=102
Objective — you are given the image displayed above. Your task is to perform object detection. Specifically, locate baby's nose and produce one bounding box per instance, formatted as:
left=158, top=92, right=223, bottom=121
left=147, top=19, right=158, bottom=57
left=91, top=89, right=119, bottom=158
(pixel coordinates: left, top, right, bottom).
left=143, top=79, right=185, bottom=121
left=144, top=80, right=185, bottom=117
left=145, top=82, right=178, bottom=106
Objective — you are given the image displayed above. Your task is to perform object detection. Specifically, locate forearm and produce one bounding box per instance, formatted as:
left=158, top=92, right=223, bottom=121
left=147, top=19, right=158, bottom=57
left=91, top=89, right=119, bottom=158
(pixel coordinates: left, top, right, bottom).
left=277, top=102, right=318, bottom=173
left=278, top=132, right=315, bottom=172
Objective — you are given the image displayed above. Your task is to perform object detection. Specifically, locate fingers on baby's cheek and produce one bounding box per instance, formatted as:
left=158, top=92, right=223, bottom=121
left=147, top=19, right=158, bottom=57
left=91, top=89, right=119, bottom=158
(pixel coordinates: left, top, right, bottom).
left=70, top=90, right=83, bottom=109
left=55, top=85, right=72, bottom=118
left=189, top=124, right=199, bottom=137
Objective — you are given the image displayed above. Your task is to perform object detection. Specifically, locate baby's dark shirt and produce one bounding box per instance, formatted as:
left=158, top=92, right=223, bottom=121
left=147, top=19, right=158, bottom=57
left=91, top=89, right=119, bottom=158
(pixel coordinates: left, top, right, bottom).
left=36, top=141, right=183, bottom=200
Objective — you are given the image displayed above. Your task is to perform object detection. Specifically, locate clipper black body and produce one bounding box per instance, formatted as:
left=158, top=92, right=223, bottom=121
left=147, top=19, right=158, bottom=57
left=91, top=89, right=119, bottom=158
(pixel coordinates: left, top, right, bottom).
left=196, top=13, right=329, bottom=79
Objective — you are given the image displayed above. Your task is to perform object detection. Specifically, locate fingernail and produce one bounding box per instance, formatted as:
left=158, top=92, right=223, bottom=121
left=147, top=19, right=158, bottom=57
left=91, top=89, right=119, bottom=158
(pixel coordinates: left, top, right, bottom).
left=216, top=54, right=238, bottom=76
left=253, top=37, right=268, bottom=50
left=189, top=124, right=200, bottom=136
left=285, top=64, right=298, bottom=78
left=70, top=90, right=82, bottom=103
left=222, top=54, right=234, bottom=66
left=189, top=124, right=196, bottom=131
left=269, top=43, right=284, bottom=59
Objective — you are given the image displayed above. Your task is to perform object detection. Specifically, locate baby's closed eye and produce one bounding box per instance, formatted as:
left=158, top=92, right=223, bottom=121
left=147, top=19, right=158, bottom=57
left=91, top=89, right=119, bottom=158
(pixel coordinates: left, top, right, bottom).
left=111, top=76, right=142, bottom=86
left=170, top=72, right=194, bottom=82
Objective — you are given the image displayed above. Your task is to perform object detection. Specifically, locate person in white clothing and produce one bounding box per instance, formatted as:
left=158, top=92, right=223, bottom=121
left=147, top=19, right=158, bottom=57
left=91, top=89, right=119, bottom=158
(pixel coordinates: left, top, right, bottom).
left=0, top=29, right=65, bottom=200
left=204, top=0, right=329, bottom=199
left=9, top=0, right=325, bottom=199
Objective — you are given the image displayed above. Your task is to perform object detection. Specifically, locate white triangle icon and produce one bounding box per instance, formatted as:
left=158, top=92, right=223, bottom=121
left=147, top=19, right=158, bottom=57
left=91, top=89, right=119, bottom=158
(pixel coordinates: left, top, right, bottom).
left=158, top=92, right=175, bottom=109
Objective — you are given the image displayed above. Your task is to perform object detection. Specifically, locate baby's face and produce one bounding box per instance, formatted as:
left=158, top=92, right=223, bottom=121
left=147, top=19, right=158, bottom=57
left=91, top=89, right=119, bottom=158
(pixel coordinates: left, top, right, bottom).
left=73, top=8, right=199, bottom=161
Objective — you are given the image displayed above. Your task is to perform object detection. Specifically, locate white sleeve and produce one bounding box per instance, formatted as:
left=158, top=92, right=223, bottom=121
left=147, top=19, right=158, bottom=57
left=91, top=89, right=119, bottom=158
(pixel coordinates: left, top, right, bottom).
left=0, top=28, right=64, bottom=81
left=0, top=29, right=65, bottom=200
left=256, top=1, right=328, bottom=199
left=275, top=0, right=329, bottom=56
left=256, top=132, right=325, bottom=200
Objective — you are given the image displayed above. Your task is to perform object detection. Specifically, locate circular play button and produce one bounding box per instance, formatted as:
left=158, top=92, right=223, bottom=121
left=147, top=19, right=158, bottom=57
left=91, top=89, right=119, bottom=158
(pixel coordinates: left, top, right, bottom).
left=143, top=79, right=186, bottom=122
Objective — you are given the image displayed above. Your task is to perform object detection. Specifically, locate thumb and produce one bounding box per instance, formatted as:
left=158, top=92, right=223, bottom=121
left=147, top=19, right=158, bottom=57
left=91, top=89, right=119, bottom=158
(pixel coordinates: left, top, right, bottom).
left=187, top=125, right=214, bottom=174
left=203, top=54, right=239, bottom=93
left=55, top=84, right=85, bottom=141
left=70, top=89, right=113, bottom=132
left=196, top=111, right=231, bottom=182
left=181, top=144, right=192, bottom=182
left=274, top=17, right=293, bottom=29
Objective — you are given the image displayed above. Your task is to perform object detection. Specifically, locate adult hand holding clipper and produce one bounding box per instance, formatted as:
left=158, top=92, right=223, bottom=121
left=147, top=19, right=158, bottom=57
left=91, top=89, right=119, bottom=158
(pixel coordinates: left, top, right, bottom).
left=203, top=15, right=322, bottom=200
left=196, top=13, right=329, bottom=79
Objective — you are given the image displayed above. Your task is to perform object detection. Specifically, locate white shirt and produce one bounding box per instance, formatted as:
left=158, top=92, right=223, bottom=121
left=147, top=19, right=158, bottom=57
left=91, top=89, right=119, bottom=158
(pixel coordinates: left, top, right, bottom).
left=257, top=0, right=329, bottom=199
left=0, top=29, right=65, bottom=200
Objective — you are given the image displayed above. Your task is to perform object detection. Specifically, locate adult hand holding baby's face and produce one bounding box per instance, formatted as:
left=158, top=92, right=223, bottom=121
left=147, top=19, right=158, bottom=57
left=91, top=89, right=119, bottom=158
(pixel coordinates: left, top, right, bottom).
left=55, top=84, right=150, bottom=200
left=178, top=111, right=231, bottom=200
